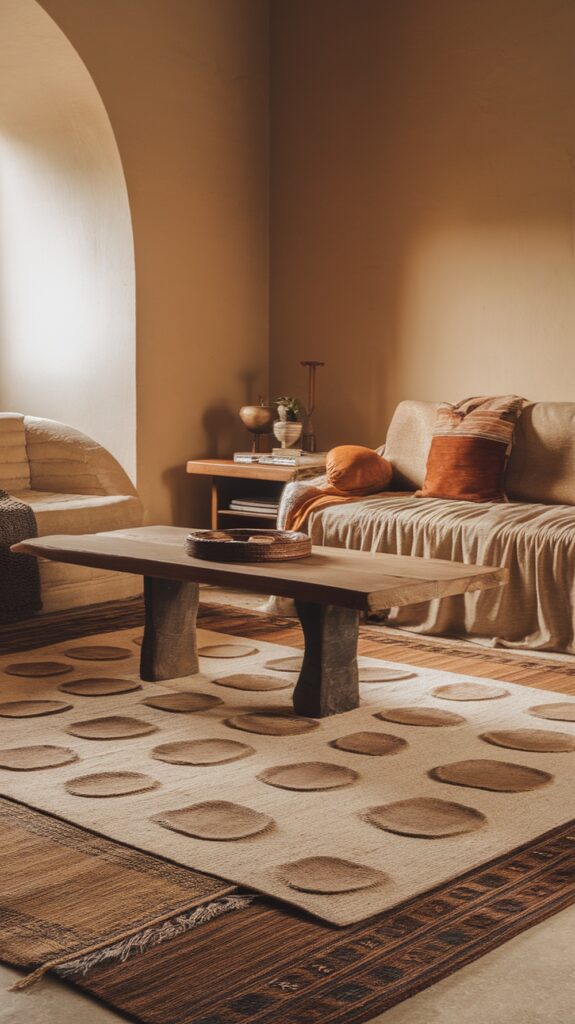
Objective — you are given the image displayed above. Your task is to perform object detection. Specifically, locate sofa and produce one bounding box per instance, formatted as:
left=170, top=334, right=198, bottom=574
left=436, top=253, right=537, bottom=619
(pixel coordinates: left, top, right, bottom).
left=279, top=400, right=575, bottom=654
left=1, top=413, right=143, bottom=612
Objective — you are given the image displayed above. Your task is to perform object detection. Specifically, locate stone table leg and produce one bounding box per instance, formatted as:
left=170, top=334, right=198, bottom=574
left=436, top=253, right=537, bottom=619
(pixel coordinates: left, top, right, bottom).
left=293, top=601, right=360, bottom=717
left=140, top=577, right=200, bottom=682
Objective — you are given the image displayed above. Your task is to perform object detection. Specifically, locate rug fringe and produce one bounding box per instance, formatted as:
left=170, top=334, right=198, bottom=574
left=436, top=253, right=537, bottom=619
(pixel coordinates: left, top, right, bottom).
left=58, top=895, right=254, bottom=978
left=11, top=891, right=253, bottom=991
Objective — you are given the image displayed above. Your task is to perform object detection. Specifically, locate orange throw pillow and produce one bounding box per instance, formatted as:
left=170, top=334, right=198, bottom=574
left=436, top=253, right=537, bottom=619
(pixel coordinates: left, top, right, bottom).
left=326, top=445, right=392, bottom=495
left=418, top=395, right=528, bottom=502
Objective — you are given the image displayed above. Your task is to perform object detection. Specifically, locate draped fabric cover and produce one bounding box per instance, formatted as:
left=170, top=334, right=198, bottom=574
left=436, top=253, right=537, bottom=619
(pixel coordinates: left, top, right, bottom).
left=306, top=494, right=575, bottom=652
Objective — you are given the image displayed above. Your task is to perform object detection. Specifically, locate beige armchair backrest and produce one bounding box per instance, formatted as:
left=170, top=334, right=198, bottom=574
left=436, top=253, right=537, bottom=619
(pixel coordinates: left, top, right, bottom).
left=0, top=414, right=30, bottom=492
left=24, top=416, right=137, bottom=496
left=0, top=412, right=137, bottom=497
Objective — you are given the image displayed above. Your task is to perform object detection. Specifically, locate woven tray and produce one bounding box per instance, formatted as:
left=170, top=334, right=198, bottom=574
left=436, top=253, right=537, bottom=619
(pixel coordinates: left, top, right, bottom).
left=185, top=529, right=312, bottom=563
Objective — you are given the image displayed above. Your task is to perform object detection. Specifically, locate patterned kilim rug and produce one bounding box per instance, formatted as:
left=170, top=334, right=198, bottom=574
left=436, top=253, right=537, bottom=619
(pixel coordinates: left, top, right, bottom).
left=1, top=599, right=575, bottom=1021
left=3, top=800, right=575, bottom=1023
left=0, top=595, right=145, bottom=654
left=70, top=821, right=575, bottom=1024
left=0, top=797, right=247, bottom=973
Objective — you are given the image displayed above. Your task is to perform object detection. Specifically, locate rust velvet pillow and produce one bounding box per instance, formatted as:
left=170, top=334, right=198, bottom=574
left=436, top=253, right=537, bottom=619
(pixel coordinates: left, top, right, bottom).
left=326, top=445, right=393, bottom=495
left=417, top=395, right=528, bottom=502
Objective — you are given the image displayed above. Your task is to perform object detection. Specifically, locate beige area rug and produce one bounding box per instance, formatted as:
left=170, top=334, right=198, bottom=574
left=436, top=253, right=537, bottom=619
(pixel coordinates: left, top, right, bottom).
left=1, top=626, right=575, bottom=926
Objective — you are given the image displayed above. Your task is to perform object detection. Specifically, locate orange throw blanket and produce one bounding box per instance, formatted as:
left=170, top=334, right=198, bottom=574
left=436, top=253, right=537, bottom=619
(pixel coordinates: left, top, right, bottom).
left=284, top=445, right=393, bottom=532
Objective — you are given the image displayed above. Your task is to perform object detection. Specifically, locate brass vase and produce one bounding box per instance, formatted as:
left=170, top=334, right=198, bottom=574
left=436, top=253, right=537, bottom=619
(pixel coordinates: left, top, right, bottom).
left=239, top=405, right=275, bottom=452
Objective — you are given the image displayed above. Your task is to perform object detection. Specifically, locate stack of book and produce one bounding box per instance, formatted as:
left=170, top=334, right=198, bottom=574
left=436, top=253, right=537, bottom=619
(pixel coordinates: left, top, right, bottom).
left=259, top=450, right=327, bottom=467
left=232, top=452, right=263, bottom=464
left=228, top=496, right=280, bottom=517
left=233, top=449, right=327, bottom=468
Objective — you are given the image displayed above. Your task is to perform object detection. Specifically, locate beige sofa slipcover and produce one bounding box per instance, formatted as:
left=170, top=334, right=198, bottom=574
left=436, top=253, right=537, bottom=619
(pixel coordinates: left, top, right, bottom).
left=279, top=401, right=575, bottom=653
left=1, top=413, right=143, bottom=612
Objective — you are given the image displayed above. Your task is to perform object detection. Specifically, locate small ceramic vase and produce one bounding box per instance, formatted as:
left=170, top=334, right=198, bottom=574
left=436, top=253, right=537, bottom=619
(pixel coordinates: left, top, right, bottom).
left=273, top=420, right=303, bottom=449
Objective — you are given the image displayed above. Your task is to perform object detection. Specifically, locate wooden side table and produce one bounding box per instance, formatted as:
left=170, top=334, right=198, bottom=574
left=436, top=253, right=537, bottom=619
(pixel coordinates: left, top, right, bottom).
left=185, top=459, right=322, bottom=529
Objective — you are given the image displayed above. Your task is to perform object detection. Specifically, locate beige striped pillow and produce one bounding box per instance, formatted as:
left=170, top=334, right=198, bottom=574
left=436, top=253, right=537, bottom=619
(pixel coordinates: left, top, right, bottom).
left=417, top=395, right=528, bottom=502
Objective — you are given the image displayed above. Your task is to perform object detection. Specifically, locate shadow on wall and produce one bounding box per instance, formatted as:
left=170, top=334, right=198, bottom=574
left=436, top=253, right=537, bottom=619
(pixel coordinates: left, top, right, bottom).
left=162, top=401, right=240, bottom=526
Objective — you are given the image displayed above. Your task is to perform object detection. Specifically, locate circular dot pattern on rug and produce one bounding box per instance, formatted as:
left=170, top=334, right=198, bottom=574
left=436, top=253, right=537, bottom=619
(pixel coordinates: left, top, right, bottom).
left=213, top=673, right=291, bottom=692
left=198, top=644, right=258, bottom=659
left=0, top=745, right=78, bottom=771
left=66, top=716, right=158, bottom=740
left=375, top=706, right=466, bottom=727
left=278, top=856, right=388, bottom=894
left=331, top=731, right=407, bottom=757
left=4, top=661, right=73, bottom=678
left=152, top=738, right=255, bottom=766
left=141, top=692, right=223, bottom=713
left=64, top=645, right=133, bottom=661
left=480, top=729, right=575, bottom=753
left=59, top=678, right=142, bottom=697
left=154, top=800, right=274, bottom=840
left=359, top=667, right=417, bottom=683
left=432, top=682, right=509, bottom=701
left=258, top=762, right=359, bottom=791
left=65, top=771, right=159, bottom=798
left=364, top=797, right=486, bottom=838
left=264, top=656, right=303, bottom=673
left=0, top=700, right=72, bottom=718
left=225, top=711, right=319, bottom=736
left=528, top=702, right=575, bottom=723
left=429, top=759, right=553, bottom=793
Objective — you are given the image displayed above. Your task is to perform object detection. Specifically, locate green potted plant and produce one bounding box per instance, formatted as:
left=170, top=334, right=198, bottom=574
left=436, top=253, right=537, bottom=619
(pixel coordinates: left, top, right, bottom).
left=276, top=396, right=302, bottom=422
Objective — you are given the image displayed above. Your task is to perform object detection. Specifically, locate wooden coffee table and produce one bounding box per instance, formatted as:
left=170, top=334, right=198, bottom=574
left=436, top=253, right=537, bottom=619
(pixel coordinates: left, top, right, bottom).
left=14, top=526, right=507, bottom=718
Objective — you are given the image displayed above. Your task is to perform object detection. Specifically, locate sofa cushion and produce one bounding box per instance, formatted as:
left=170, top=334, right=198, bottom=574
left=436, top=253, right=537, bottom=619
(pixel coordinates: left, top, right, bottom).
left=382, top=400, right=439, bottom=490
left=0, top=414, right=30, bottom=492
left=506, top=402, right=575, bottom=506
left=12, top=491, right=142, bottom=536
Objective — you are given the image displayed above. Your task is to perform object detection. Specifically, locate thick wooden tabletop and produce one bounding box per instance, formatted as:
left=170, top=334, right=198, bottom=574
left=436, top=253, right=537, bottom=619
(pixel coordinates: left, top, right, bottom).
left=14, top=526, right=507, bottom=614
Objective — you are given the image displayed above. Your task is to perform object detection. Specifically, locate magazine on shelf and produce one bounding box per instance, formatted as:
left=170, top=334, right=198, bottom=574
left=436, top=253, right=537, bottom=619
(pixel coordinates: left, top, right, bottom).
left=232, top=450, right=327, bottom=467
left=232, top=452, right=262, bottom=463
left=258, top=452, right=327, bottom=467
left=229, top=497, right=280, bottom=513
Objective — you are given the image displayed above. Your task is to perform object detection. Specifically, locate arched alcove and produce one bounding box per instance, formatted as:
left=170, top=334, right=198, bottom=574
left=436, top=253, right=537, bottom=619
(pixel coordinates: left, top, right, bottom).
left=0, top=0, right=136, bottom=477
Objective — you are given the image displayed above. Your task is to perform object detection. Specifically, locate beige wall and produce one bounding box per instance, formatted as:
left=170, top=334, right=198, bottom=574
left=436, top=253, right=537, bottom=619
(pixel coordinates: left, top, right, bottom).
left=30, top=0, right=575, bottom=515
left=0, top=0, right=136, bottom=477
left=270, top=0, right=575, bottom=450
left=41, top=0, right=269, bottom=525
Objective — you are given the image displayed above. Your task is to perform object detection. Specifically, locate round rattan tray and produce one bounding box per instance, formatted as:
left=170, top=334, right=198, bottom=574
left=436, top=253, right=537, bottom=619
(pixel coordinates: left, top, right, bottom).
left=185, top=529, right=312, bottom=563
